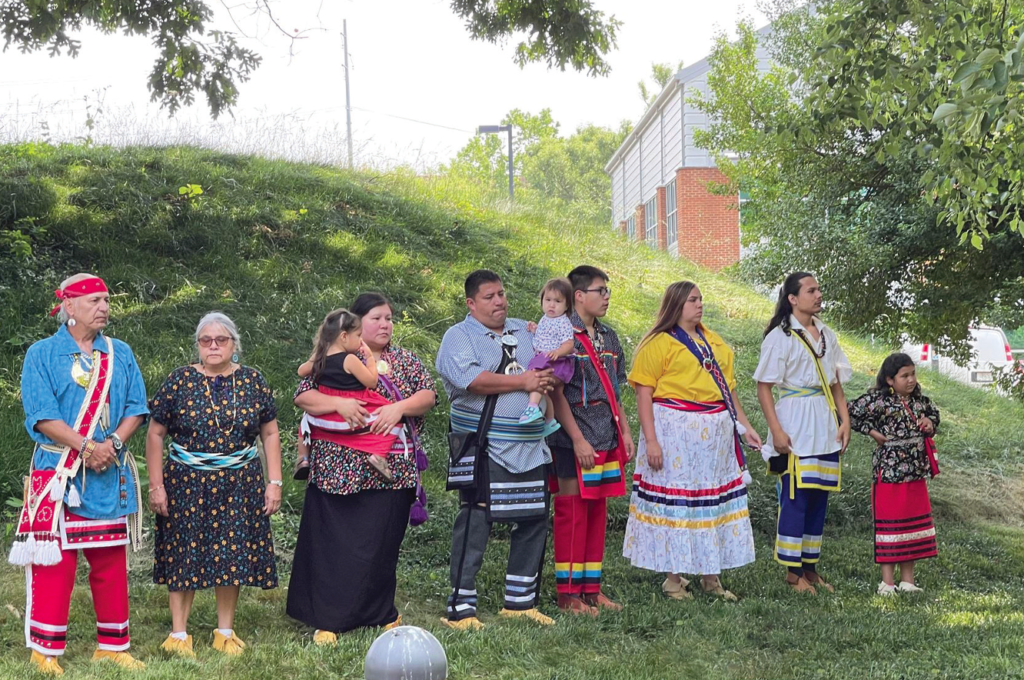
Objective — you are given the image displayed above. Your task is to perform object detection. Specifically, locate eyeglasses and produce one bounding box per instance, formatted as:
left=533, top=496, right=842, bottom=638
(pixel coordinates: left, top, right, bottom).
left=582, top=287, right=612, bottom=298
left=198, top=336, right=232, bottom=348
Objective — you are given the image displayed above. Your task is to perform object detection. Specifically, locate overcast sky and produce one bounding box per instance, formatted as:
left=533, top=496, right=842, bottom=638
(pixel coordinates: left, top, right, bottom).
left=0, top=1, right=767, bottom=168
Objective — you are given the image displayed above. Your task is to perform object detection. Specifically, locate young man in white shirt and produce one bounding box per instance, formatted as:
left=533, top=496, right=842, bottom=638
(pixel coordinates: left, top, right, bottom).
left=754, top=272, right=852, bottom=594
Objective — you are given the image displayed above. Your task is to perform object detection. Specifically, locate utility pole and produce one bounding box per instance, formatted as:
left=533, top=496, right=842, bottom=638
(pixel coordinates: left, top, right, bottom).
left=506, top=125, right=513, bottom=201
left=476, top=124, right=514, bottom=201
left=342, top=20, right=353, bottom=169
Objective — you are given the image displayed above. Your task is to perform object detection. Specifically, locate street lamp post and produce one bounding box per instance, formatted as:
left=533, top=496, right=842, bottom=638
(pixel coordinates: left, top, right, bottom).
left=476, top=124, right=513, bottom=201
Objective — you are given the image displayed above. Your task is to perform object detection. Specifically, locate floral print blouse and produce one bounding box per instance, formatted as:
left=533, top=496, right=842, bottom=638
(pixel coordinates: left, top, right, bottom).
left=295, top=343, right=437, bottom=496
left=849, top=389, right=940, bottom=484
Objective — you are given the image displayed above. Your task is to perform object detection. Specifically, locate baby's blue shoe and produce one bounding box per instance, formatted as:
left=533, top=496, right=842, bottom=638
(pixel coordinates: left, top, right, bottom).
left=519, top=405, right=544, bottom=424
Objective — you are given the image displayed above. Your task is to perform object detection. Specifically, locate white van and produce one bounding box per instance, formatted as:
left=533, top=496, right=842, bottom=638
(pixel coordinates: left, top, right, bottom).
left=904, top=325, right=1016, bottom=387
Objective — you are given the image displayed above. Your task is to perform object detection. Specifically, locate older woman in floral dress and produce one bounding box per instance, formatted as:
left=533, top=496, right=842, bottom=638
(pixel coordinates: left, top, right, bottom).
left=146, top=312, right=282, bottom=658
left=287, top=292, right=437, bottom=644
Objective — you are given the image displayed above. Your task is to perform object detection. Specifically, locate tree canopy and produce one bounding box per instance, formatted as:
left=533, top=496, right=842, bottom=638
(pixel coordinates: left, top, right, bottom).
left=693, top=1, right=1024, bottom=357
left=802, top=0, right=1024, bottom=244
left=638, top=61, right=683, bottom=106
left=1, top=0, right=621, bottom=118
left=446, top=108, right=631, bottom=224
left=451, top=0, right=620, bottom=77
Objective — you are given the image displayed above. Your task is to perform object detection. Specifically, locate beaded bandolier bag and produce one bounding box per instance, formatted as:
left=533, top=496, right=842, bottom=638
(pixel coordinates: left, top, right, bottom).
left=12, top=338, right=110, bottom=565
left=667, top=325, right=752, bottom=484
left=10, top=336, right=143, bottom=567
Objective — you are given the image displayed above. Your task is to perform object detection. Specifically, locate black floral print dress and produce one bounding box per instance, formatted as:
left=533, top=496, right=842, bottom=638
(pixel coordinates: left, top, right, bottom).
left=849, top=389, right=940, bottom=484
left=150, top=366, right=279, bottom=591
left=297, top=344, right=437, bottom=496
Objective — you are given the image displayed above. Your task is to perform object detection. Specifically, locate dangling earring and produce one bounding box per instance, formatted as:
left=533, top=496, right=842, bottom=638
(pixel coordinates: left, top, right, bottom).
left=67, top=318, right=77, bottom=327
left=231, top=353, right=239, bottom=363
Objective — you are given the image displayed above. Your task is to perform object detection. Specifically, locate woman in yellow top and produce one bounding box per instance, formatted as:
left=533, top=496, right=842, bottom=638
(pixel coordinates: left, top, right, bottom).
left=622, top=281, right=762, bottom=600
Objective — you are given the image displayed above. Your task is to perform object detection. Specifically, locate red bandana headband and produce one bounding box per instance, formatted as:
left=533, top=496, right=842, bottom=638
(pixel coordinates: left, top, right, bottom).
left=49, top=277, right=109, bottom=316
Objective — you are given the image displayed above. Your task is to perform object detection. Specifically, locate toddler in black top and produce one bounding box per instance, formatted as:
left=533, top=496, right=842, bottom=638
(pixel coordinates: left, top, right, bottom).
left=295, top=308, right=396, bottom=480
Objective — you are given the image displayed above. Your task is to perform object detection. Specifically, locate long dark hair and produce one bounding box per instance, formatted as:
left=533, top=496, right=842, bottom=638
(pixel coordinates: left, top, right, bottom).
left=764, top=271, right=815, bottom=338
left=350, top=291, right=392, bottom=318
left=310, top=308, right=361, bottom=382
left=636, top=281, right=699, bottom=355
left=874, top=352, right=921, bottom=397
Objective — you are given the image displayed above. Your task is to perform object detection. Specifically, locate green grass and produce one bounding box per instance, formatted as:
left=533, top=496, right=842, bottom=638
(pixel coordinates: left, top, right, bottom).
left=1, top=143, right=1024, bottom=679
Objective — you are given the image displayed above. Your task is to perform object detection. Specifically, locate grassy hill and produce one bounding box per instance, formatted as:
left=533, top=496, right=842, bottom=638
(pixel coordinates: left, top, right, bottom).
left=1, top=143, right=1024, bottom=679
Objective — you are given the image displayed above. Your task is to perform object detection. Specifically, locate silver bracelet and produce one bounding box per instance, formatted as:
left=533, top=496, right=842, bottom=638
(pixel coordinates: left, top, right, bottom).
left=268, top=480, right=283, bottom=487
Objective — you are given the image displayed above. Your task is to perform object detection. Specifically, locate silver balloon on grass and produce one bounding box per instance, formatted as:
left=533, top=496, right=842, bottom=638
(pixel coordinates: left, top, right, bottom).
left=364, top=626, right=448, bottom=680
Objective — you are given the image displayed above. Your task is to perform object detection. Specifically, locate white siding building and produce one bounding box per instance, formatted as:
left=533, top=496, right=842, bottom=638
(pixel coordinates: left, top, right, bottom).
left=605, top=26, right=772, bottom=270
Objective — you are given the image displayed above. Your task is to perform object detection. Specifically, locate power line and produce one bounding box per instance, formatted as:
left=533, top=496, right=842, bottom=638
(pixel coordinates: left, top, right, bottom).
left=350, top=106, right=472, bottom=134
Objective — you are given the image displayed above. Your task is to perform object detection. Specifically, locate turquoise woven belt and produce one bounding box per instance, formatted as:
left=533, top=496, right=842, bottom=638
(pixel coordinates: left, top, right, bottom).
left=450, top=405, right=545, bottom=442
left=779, top=386, right=824, bottom=399
left=169, top=442, right=259, bottom=470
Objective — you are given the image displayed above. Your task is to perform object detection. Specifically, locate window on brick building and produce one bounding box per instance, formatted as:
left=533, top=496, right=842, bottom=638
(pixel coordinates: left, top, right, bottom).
left=626, top=214, right=636, bottom=240
left=666, top=179, right=678, bottom=251
left=645, top=197, right=657, bottom=244
left=739, top=189, right=750, bottom=226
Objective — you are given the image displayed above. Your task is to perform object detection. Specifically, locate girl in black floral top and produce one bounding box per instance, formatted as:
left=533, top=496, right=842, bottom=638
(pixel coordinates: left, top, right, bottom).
left=850, top=353, right=940, bottom=597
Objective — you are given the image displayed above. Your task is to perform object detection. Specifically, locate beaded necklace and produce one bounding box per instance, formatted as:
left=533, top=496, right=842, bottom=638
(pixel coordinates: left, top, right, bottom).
left=686, top=330, right=714, bottom=371
left=201, top=367, right=238, bottom=437
left=793, top=328, right=827, bottom=359
left=589, top=324, right=605, bottom=353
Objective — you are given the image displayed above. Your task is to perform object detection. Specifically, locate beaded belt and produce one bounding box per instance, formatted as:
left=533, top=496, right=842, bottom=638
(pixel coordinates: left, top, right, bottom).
left=779, top=385, right=824, bottom=399
left=882, top=436, right=924, bottom=447
left=169, top=442, right=258, bottom=470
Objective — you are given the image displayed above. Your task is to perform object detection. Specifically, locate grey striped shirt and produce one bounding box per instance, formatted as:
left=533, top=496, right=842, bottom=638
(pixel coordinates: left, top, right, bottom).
left=436, top=314, right=551, bottom=473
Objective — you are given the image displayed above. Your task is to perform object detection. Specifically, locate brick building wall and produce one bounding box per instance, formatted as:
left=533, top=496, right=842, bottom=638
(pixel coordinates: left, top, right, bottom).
left=674, top=167, right=739, bottom=271
left=656, top=187, right=668, bottom=251
left=618, top=168, right=739, bottom=272
left=635, top=204, right=646, bottom=244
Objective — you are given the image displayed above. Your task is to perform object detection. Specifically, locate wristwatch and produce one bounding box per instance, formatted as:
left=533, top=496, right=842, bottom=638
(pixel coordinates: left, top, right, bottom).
left=268, top=480, right=283, bottom=487
left=109, top=433, right=124, bottom=453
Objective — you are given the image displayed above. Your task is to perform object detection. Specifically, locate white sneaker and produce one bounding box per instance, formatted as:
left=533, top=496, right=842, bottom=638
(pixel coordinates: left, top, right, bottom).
left=898, top=581, right=923, bottom=593
left=877, top=582, right=897, bottom=597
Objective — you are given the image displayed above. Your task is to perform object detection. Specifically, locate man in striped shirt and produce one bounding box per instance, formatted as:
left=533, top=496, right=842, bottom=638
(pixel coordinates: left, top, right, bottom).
left=436, top=269, right=556, bottom=630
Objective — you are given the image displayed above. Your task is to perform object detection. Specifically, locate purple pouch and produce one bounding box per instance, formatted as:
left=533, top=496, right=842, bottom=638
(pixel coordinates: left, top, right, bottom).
left=379, top=374, right=429, bottom=526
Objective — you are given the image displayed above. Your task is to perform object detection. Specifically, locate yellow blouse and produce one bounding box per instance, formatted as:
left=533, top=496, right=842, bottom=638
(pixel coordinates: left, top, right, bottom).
left=627, top=327, right=737, bottom=402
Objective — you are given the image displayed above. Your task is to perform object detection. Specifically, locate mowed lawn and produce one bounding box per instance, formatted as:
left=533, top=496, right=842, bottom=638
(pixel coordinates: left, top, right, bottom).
left=2, top=513, right=1024, bottom=679
left=1, top=144, right=1023, bottom=679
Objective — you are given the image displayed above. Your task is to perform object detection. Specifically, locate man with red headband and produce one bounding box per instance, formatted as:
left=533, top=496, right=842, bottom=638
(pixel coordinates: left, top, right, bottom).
left=12, top=273, right=149, bottom=674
